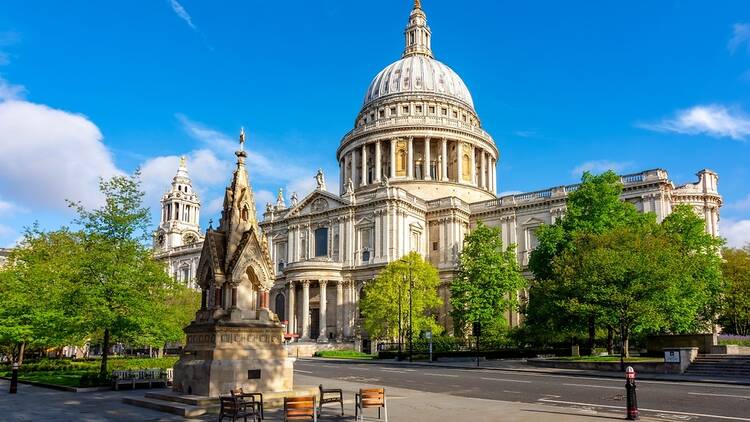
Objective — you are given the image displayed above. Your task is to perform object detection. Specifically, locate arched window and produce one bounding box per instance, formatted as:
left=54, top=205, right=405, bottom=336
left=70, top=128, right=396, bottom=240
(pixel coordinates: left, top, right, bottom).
left=462, top=153, right=471, bottom=181
left=396, top=149, right=407, bottom=175
left=275, top=293, right=286, bottom=322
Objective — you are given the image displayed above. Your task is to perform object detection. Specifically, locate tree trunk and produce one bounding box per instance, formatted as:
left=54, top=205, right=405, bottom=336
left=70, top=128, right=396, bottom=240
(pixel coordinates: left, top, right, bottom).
left=606, top=326, right=614, bottom=355
left=622, top=326, right=630, bottom=358
left=587, top=316, right=596, bottom=355
left=17, top=341, right=26, bottom=366
left=100, top=328, right=110, bottom=379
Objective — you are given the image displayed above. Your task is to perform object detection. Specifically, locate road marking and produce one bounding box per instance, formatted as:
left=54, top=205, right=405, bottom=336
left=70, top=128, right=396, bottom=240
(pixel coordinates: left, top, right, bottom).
left=538, top=398, right=750, bottom=421
left=480, top=377, right=531, bottom=383
left=424, top=372, right=458, bottom=378
left=503, top=390, right=521, bottom=394
left=562, top=383, right=622, bottom=390
left=688, top=392, right=750, bottom=399
left=295, top=370, right=313, bottom=374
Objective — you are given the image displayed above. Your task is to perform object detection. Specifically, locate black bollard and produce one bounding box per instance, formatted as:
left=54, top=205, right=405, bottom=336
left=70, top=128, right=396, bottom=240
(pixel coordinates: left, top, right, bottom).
left=625, top=366, right=639, bottom=420
left=9, top=362, right=19, bottom=394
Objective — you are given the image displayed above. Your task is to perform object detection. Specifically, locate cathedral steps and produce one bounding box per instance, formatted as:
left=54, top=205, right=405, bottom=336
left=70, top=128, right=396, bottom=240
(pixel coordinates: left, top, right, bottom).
left=684, top=355, right=750, bottom=378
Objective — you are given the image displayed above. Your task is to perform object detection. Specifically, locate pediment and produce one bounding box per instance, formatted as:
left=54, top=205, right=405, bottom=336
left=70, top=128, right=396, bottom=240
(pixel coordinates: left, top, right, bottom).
left=522, top=217, right=545, bottom=226
left=284, top=190, right=349, bottom=218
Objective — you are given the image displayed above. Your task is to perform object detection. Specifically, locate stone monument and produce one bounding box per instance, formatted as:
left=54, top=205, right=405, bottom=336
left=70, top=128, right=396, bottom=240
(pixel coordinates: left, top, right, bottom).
left=172, top=128, right=293, bottom=397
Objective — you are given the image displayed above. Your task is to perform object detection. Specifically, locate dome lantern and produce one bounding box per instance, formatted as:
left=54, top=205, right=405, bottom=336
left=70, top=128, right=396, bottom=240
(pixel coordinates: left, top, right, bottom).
left=403, top=0, right=433, bottom=59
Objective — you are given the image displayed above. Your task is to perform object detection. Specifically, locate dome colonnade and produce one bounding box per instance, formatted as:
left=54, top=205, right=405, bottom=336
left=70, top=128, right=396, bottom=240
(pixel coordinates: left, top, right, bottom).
left=336, top=0, right=498, bottom=202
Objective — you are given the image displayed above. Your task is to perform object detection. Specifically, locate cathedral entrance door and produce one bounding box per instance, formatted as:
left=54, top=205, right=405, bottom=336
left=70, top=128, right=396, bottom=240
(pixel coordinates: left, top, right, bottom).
left=310, top=309, right=320, bottom=340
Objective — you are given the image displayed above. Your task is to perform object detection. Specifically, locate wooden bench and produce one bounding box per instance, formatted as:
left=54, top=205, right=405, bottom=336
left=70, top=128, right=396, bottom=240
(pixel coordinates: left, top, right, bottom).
left=318, top=384, right=344, bottom=417
left=219, top=395, right=259, bottom=422
left=355, top=388, right=387, bottom=422
left=231, top=388, right=264, bottom=420
left=284, top=395, right=317, bottom=422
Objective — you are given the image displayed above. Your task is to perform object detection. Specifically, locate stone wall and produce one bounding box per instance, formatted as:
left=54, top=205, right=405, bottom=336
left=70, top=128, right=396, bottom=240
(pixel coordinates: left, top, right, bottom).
left=285, top=341, right=357, bottom=358
left=646, top=334, right=716, bottom=354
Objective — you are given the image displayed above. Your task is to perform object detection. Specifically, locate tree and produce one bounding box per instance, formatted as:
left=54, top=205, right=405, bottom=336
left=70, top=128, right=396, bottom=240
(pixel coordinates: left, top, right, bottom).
left=0, top=227, right=87, bottom=364
left=450, top=221, right=526, bottom=339
left=68, top=172, right=179, bottom=377
left=527, top=170, right=648, bottom=350
left=719, top=246, right=750, bottom=335
left=555, top=222, right=683, bottom=357
left=360, top=252, right=443, bottom=342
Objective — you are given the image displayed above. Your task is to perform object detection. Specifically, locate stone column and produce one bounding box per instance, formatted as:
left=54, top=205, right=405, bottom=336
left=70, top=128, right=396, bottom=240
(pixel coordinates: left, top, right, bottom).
left=441, top=138, right=448, bottom=181
left=390, top=139, right=396, bottom=179
left=318, top=280, right=328, bottom=342
left=424, top=138, right=431, bottom=180
left=456, top=143, right=463, bottom=183
left=407, top=137, right=414, bottom=179
left=361, top=143, right=368, bottom=187
left=301, top=280, right=311, bottom=340
left=350, top=150, right=357, bottom=188
left=343, top=280, right=351, bottom=337
left=336, top=280, right=344, bottom=340
left=231, top=286, right=238, bottom=308
left=470, top=145, right=476, bottom=185
left=287, top=281, right=296, bottom=334
left=480, top=150, right=487, bottom=189
left=375, top=141, right=382, bottom=182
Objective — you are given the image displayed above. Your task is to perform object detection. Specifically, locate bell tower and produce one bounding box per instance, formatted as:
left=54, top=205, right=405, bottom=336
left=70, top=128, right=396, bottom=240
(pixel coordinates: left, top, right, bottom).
left=155, top=156, right=203, bottom=250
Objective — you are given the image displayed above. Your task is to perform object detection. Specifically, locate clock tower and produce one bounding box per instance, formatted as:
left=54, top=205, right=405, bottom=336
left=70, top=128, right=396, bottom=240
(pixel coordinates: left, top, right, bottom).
left=155, top=157, right=203, bottom=251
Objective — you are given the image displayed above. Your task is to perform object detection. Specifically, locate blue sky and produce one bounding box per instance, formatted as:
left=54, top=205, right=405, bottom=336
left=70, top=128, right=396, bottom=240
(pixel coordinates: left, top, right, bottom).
left=0, top=0, right=749, bottom=247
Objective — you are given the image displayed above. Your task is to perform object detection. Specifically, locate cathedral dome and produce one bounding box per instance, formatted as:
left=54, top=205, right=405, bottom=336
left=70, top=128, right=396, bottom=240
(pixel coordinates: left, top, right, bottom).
left=363, top=55, right=475, bottom=111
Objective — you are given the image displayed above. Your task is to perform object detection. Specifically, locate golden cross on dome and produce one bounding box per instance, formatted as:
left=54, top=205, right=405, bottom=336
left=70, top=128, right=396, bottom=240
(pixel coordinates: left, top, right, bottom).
left=414, top=0, right=422, bottom=9
left=179, top=156, right=186, bottom=167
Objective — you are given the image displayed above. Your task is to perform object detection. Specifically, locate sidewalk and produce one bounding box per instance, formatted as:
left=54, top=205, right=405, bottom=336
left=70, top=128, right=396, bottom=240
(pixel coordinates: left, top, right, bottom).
left=304, top=357, right=750, bottom=386
left=0, top=377, right=657, bottom=422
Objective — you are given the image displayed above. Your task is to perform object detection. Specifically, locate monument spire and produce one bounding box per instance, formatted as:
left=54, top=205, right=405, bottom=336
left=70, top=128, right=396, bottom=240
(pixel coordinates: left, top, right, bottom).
left=403, top=0, right=432, bottom=58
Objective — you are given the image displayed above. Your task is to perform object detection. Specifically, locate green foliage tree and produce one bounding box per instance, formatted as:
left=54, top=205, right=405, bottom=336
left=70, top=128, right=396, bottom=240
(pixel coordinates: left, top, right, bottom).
left=526, top=171, right=646, bottom=350
left=68, top=172, right=182, bottom=377
left=719, top=246, right=750, bottom=335
left=0, top=227, right=86, bottom=364
left=360, top=251, right=443, bottom=342
left=450, top=221, right=526, bottom=339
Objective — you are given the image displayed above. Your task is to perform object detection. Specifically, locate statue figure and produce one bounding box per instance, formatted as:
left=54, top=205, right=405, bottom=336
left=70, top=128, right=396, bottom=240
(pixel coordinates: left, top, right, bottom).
left=239, top=127, right=245, bottom=150
left=315, top=169, right=326, bottom=190
left=381, top=175, right=390, bottom=187
left=291, top=191, right=299, bottom=207
left=345, top=177, right=354, bottom=195
left=265, top=202, right=272, bottom=213
left=276, top=188, right=285, bottom=208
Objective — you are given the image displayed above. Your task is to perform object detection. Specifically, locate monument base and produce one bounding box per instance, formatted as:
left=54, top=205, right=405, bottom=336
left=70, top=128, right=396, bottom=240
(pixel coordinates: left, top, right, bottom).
left=173, top=316, right=293, bottom=397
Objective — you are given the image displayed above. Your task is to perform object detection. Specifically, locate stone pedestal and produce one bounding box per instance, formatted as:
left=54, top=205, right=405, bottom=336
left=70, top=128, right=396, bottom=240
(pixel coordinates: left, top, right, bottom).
left=663, top=347, right=698, bottom=374
left=173, top=316, right=294, bottom=397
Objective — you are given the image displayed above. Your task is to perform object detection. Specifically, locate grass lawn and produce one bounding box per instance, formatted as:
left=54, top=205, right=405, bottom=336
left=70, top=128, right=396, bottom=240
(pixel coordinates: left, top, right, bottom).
left=554, top=355, right=661, bottom=363
left=314, top=350, right=374, bottom=360
left=0, top=356, right=180, bottom=388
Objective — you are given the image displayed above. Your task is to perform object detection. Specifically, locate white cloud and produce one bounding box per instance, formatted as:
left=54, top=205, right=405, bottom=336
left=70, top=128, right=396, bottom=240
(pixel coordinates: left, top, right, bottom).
left=176, top=114, right=322, bottom=196
left=514, top=130, right=537, bottom=138
left=0, top=76, right=25, bottom=101
left=729, top=193, right=750, bottom=211
left=497, top=190, right=522, bottom=197
left=639, top=104, right=750, bottom=141
left=255, top=190, right=275, bottom=208
left=729, top=23, right=750, bottom=54
left=205, top=196, right=224, bottom=216
left=0, top=30, right=20, bottom=67
left=0, top=100, right=121, bottom=210
left=0, top=198, right=24, bottom=216
left=0, top=223, right=14, bottom=238
left=572, top=160, right=632, bottom=176
left=722, top=218, right=750, bottom=248
left=168, top=0, right=197, bottom=30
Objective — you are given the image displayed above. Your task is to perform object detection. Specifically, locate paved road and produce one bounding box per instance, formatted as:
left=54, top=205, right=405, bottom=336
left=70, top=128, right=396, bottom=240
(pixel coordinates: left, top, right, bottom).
left=295, top=359, right=750, bottom=421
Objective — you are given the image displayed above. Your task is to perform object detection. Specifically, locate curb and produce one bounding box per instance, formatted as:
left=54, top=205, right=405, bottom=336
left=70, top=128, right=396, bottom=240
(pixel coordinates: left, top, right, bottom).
left=300, top=357, right=750, bottom=386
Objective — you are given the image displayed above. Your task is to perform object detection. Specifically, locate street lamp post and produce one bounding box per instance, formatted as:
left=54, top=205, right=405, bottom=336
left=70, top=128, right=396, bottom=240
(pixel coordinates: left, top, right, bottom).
left=398, top=275, right=403, bottom=357
left=399, top=258, right=415, bottom=363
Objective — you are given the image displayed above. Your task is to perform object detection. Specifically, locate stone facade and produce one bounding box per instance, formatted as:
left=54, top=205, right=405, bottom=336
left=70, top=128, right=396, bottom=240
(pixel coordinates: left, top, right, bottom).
left=154, top=2, right=723, bottom=346
left=0, top=247, right=10, bottom=268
